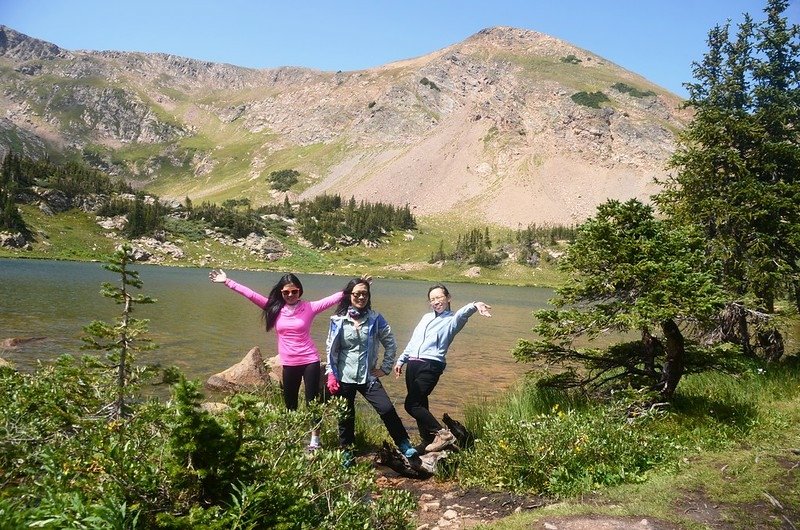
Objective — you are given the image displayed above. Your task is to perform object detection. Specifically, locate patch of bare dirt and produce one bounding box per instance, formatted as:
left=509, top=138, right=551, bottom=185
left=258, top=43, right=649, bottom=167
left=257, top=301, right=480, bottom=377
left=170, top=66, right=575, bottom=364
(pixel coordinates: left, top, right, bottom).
left=677, top=489, right=800, bottom=530
left=373, top=460, right=799, bottom=530
left=376, top=472, right=547, bottom=529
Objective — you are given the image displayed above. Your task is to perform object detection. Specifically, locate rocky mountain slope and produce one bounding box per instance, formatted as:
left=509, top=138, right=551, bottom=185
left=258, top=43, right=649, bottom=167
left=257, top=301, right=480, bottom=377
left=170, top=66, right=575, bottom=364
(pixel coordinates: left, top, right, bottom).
left=0, top=25, right=691, bottom=226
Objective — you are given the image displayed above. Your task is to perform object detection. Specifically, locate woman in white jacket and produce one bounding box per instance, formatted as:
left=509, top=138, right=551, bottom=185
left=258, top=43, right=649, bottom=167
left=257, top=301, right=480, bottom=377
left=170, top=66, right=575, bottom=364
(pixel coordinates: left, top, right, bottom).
left=394, top=283, right=491, bottom=453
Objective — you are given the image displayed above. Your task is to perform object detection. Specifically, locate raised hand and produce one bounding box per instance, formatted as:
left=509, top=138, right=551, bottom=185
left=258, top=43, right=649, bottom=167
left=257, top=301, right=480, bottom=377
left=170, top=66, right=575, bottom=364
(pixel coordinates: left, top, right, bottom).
left=209, top=269, right=228, bottom=283
left=475, top=302, right=492, bottom=317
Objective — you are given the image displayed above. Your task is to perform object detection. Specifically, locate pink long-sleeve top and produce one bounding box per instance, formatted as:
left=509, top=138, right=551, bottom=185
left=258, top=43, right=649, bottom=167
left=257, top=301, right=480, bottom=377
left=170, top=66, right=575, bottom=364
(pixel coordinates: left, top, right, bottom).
left=224, top=278, right=344, bottom=366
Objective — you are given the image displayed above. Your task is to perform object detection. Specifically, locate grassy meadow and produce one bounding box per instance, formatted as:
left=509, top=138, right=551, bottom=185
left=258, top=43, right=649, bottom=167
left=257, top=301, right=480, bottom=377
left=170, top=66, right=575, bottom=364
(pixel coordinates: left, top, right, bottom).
left=0, top=206, right=565, bottom=288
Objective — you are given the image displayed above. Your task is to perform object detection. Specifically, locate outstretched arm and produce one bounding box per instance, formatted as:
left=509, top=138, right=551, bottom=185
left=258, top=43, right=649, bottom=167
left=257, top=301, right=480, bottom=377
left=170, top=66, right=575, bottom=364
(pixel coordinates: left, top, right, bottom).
left=209, top=269, right=269, bottom=308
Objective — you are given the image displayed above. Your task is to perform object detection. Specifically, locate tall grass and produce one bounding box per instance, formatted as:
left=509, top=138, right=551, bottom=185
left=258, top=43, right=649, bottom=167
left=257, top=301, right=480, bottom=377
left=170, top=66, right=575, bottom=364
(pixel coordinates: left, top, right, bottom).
left=454, top=360, right=800, bottom=498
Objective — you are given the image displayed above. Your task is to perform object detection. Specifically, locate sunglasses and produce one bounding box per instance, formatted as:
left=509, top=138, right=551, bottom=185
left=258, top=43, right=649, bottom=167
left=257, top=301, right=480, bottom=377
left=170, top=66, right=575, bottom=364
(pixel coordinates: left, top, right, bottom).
left=351, top=292, right=369, bottom=299
left=281, top=289, right=300, bottom=296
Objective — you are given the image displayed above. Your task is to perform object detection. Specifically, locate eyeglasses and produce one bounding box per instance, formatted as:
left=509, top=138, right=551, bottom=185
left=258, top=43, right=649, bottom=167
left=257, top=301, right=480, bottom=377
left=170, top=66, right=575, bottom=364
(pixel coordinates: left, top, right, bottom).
left=351, top=292, right=369, bottom=299
left=281, top=289, right=300, bottom=296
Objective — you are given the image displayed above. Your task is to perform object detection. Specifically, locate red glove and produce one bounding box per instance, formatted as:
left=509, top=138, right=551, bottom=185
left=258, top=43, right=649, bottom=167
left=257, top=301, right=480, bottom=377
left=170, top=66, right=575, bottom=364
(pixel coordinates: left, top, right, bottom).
left=327, top=373, right=340, bottom=394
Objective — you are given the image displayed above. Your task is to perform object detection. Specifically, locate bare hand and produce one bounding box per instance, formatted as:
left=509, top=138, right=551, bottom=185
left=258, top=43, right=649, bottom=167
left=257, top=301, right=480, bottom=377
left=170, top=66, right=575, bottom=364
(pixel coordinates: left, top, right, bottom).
left=209, top=269, right=227, bottom=283
left=360, top=273, right=373, bottom=284
left=370, top=368, right=385, bottom=378
left=475, top=302, right=492, bottom=317
left=393, top=364, right=403, bottom=378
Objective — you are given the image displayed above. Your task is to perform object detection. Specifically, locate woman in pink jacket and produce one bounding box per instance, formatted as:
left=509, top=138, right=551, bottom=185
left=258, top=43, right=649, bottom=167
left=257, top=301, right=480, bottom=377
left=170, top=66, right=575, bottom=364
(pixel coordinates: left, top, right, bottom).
left=209, top=269, right=343, bottom=450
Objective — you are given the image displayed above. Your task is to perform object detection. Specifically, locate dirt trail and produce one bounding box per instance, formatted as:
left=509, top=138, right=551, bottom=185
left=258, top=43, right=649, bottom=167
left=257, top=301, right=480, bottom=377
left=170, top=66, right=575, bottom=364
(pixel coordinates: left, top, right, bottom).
left=375, top=468, right=681, bottom=530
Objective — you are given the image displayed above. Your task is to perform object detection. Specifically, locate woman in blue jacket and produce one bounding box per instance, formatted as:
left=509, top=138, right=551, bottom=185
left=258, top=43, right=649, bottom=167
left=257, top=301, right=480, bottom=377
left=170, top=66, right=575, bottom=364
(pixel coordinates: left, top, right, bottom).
left=394, top=283, right=492, bottom=452
left=325, top=278, right=418, bottom=463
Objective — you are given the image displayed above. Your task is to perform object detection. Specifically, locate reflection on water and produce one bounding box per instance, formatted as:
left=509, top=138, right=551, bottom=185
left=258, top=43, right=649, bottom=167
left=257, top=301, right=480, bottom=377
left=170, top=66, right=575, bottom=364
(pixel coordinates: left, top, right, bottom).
left=0, top=258, right=553, bottom=422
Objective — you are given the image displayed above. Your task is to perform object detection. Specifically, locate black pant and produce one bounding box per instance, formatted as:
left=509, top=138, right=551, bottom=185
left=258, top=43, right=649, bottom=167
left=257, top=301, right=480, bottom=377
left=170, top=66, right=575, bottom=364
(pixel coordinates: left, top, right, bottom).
left=403, top=360, right=445, bottom=445
left=334, top=379, right=409, bottom=448
left=282, top=361, right=321, bottom=411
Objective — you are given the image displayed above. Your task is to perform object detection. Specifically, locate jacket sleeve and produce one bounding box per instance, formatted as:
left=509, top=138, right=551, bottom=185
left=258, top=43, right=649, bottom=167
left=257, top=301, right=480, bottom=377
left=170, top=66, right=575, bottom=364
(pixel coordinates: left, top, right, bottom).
left=395, top=335, right=412, bottom=367
left=325, top=319, right=339, bottom=377
left=376, top=314, right=397, bottom=374
left=309, top=291, right=345, bottom=314
left=395, top=314, right=426, bottom=367
left=450, top=302, right=478, bottom=335
left=224, top=278, right=270, bottom=309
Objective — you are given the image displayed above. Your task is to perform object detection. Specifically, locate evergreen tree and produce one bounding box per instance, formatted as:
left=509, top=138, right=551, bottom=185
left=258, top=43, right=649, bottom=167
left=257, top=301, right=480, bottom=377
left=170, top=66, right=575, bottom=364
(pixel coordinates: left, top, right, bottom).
left=517, top=200, right=727, bottom=398
left=0, top=182, right=29, bottom=236
left=655, top=0, right=800, bottom=316
left=81, top=244, right=156, bottom=418
left=126, top=194, right=146, bottom=238
left=282, top=195, right=292, bottom=217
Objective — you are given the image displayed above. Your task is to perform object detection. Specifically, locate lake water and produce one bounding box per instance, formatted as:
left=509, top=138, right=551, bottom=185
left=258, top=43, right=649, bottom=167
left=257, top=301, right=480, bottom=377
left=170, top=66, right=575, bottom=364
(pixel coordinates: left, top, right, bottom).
left=0, top=258, right=554, bottom=423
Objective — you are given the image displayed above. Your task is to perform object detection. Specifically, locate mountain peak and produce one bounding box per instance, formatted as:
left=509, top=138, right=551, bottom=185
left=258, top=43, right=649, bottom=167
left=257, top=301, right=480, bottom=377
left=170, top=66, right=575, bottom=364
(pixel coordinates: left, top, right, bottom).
left=0, top=26, right=70, bottom=62
left=0, top=24, right=689, bottom=227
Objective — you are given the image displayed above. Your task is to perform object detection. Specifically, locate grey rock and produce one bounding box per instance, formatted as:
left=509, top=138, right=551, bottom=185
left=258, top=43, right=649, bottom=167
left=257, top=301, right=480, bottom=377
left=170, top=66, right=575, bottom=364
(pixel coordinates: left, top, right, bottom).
left=0, top=231, right=27, bottom=248
left=206, top=346, right=272, bottom=392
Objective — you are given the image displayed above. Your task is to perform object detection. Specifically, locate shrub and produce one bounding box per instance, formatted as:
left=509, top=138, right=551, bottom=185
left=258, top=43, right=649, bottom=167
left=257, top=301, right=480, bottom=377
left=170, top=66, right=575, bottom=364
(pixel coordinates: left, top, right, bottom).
left=419, top=77, right=440, bottom=91
left=0, top=258, right=417, bottom=528
left=221, top=198, right=251, bottom=209
left=560, top=54, right=582, bottom=64
left=570, top=91, right=610, bottom=108
left=611, top=82, right=656, bottom=98
left=268, top=169, right=300, bottom=192
left=163, top=216, right=209, bottom=241
left=188, top=201, right=270, bottom=238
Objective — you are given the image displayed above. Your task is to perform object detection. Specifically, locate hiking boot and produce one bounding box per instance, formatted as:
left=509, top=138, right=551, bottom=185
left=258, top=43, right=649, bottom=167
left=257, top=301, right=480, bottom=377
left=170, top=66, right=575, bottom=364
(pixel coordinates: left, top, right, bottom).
left=398, top=439, right=419, bottom=458
left=341, top=449, right=355, bottom=468
left=424, top=429, right=456, bottom=452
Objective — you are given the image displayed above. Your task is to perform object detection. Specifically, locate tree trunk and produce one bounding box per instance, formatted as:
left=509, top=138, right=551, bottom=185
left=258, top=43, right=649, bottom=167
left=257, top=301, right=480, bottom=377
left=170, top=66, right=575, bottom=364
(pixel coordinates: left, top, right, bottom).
left=737, top=310, right=752, bottom=357
left=758, top=328, right=784, bottom=363
left=641, top=329, right=660, bottom=379
left=658, top=319, right=685, bottom=399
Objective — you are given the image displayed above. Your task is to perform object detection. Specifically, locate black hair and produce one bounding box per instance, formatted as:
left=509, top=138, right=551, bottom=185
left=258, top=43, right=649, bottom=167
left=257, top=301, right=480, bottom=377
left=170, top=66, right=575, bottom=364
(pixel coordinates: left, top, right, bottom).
left=335, top=278, right=371, bottom=316
left=264, top=273, right=304, bottom=331
left=427, top=283, right=452, bottom=312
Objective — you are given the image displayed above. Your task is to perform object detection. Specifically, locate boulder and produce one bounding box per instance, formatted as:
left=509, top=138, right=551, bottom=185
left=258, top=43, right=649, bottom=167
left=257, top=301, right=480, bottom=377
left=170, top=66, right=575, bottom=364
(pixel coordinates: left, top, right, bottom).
left=129, top=246, right=152, bottom=262
left=206, top=346, right=272, bottom=392
left=264, top=354, right=327, bottom=393
left=97, top=215, right=128, bottom=230
left=463, top=266, right=481, bottom=278
left=36, top=187, right=73, bottom=213
left=265, top=354, right=283, bottom=385
left=0, top=231, right=27, bottom=248
left=1, top=336, right=45, bottom=348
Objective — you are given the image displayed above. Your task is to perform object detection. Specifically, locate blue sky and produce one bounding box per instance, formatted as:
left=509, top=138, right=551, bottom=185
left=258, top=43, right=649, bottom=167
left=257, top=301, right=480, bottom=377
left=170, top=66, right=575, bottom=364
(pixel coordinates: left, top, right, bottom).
left=1, top=1, right=797, bottom=98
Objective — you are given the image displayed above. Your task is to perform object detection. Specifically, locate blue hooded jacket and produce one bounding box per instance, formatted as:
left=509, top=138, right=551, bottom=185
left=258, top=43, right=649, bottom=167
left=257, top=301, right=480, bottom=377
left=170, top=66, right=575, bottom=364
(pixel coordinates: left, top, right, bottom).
left=325, top=310, right=397, bottom=385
